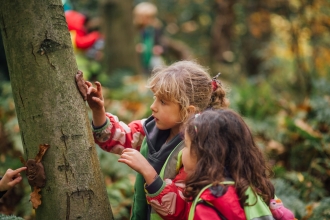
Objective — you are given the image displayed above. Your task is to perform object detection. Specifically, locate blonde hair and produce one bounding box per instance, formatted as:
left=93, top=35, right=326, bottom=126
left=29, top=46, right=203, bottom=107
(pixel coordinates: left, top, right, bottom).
left=146, top=60, right=229, bottom=121
left=133, top=2, right=158, bottom=17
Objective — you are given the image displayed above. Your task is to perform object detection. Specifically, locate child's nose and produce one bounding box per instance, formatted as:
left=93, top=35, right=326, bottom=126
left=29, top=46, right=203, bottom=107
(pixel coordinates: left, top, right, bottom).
left=150, top=101, right=157, bottom=112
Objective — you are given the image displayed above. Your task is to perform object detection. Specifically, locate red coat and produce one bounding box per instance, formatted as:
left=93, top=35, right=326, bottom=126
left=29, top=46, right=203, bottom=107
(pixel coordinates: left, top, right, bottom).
left=145, top=167, right=246, bottom=220
left=65, top=10, right=101, bottom=49
left=195, top=185, right=246, bottom=220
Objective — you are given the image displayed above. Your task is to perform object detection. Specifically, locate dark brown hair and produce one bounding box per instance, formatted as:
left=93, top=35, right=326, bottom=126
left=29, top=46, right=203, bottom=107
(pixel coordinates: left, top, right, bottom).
left=183, top=109, right=275, bottom=207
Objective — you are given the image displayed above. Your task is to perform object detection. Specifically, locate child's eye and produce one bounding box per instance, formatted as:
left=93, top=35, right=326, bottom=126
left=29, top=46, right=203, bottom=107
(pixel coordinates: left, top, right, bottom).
left=160, top=100, right=166, bottom=105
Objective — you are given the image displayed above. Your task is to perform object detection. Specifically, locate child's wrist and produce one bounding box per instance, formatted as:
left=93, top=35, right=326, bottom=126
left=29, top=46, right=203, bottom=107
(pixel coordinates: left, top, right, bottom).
left=143, top=167, right=158, bottom=185
left=92, top=116, right=107, bottom=128
left=92, top=107, right=105, bottom=114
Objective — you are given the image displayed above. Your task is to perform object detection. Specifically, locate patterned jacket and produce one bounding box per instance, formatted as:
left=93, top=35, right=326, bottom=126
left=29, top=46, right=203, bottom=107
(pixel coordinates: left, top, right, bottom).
left=92, top=113, right=184, bottom=220
left=145, top=167, right=246, bottom=220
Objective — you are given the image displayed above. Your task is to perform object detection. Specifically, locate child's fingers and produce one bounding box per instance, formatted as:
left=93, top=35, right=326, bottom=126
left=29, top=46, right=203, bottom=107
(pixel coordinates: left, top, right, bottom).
left=8, top=167, right=26, bottom=178
left=121, top=148, right=135, bottom=154
left=13, top=167, right=27, bottom=174
left=8, top=176, right=23, bottom=187
left=91, top=97, right=103, bottom=106
left=87, top=86, right=96, bottom=95
left=6, top=168, right=14, bottom=173
left=5, top=167, right=25, bottom=180
left=85, top=81, right=93, bottom=87
left=94, top=81, right=102, bottom=91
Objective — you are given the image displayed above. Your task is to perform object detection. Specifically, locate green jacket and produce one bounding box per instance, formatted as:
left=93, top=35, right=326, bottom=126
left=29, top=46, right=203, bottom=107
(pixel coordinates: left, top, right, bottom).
left=130, top=138, right=184, bottom=220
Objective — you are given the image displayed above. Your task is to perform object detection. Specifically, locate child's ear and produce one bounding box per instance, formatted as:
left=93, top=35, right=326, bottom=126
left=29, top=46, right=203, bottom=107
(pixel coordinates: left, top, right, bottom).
left=187, top=105, right=197, bottom=114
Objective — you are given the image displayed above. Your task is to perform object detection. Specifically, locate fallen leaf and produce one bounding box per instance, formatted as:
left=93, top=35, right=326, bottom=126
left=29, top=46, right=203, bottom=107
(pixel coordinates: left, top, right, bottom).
left=294, top=119, right=322, bottom=139
left=19, top=156, right=26, bottom=166
left=266, top=140, right=285, bottom=155
left=35, top=144, right=50, bottom=163
left=30, top=187, right=42, bottom=209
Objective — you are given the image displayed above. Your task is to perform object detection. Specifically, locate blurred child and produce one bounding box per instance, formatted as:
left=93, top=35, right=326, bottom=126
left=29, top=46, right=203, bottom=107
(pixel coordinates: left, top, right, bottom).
left=65, top=10, right=104, bottom=61
left=133, top=2, right=165, bottom=74
left=77, top=60, right=229, bottom=219
left=0, top=167, right=27, bottom=198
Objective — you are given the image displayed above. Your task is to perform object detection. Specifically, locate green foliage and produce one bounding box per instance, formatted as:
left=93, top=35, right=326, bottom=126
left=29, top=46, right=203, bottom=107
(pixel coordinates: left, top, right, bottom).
left=272, top=178, right=306, bottom=218
left=307, top=197, right=330, bottom=220
left=0, top=214, right=24, bottom=220
left=229, top=79, right=280, bottom=120
left=106, top=177, right=135, bottom=220
left=232, top=74, right=330, bottom=218
left=0, top=82, right=23, bottom=152
left=310, top=79, right=330, bottom=125
left=1, top=0, right=330, bottom=219
left=97, top=148, right=136, bottom=220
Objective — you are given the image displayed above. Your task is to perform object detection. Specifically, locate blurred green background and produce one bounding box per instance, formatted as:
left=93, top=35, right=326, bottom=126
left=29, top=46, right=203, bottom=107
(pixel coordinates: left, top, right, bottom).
left=1, top=0, right=330, bottom=219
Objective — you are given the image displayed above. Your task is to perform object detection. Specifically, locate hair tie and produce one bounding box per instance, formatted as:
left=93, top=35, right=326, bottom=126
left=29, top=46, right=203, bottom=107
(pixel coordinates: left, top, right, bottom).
left=211, top=72, right=222, bottom=91
left=194, top=113, right=200, bottom=133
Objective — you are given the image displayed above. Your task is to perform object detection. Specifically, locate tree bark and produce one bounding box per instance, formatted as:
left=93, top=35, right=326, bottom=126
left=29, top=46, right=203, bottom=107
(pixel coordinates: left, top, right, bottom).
left=241, top=1, right=272, bottom=76
left=100, top=0, right=141, bottom=75
left=210, top=0, right=236, bottom=63
left=0, top=0, right=113, bottom=219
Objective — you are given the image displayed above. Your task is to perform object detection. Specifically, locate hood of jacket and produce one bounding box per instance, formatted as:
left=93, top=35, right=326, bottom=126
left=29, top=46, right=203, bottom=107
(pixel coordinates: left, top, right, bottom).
left=143, top=115, right=183, bottom=174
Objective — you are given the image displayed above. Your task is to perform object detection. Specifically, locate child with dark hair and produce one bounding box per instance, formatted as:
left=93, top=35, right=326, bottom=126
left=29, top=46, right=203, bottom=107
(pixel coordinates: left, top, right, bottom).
left=137, top=109, right=294, bottom=220
left=183, top=109, right=275, bottom=219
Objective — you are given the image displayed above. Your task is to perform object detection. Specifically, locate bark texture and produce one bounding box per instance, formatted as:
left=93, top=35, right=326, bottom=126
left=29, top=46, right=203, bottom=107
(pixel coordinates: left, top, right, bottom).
left=0, top=0, right=113, bottom=219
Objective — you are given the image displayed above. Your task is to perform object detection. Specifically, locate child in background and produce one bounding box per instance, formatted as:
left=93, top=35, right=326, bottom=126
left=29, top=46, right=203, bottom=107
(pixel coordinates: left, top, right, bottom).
left=128, top=109, right=294, bottom=220
left=133, top=2, right=165, bottom=74
left=0, top=167, right=27, bottom=198
left=77, top=60, right=229, bottom=220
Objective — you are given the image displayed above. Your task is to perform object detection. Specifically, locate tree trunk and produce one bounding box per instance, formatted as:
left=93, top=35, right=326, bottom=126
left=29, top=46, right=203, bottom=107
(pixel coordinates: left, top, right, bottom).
left=0, top=0, right=113, bottom=219
left=241, top=1, right=272, bottom=76
left=100, top=0, right=141, bottom=76
left=210, top=0, right=236, bottom=64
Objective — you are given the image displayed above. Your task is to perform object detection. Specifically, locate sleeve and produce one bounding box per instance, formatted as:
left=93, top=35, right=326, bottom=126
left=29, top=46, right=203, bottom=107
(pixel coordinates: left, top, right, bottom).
left=75, top=31, right=102, bottom=50
left=145, top=168, right=189, bottom=220
left=0, top=177, right=6, bottom=198
left=92, top=113, right=146, bottom=154
left=0, top=190, right=6, bottom=198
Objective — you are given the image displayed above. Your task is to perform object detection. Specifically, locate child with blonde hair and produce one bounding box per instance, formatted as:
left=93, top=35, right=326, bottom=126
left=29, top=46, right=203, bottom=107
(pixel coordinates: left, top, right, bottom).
left=77, top=60, right=229, bottom=220
left=133, top=2, right=165, bottom=74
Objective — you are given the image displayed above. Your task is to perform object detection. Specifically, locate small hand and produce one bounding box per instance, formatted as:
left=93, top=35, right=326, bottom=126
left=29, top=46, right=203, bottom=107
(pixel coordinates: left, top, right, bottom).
left=0, top=167, right=27, bottom=192
left=86, top=81, right=104, bottom=112
left=75, top=70, right=88, bottom=101
left=118, top=148, right=157, bottom=185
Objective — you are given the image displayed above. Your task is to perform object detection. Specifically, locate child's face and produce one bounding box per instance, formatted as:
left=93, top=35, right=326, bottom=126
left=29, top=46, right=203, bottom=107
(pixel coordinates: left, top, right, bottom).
left=150, top=95, right=182, bottom=134
left=182, top=131, right=197, bottom=175
left=134, top=13, right=155, bottom=28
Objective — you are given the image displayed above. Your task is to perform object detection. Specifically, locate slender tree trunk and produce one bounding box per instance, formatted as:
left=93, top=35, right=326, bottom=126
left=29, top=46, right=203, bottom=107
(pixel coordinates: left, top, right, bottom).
left=0, top=0, right=113, bottom=219
left=241, top=1, right=272, bottom=76
left=210, top=0, right=236, bottom=63
left=100, top=0, right=141, bottom=75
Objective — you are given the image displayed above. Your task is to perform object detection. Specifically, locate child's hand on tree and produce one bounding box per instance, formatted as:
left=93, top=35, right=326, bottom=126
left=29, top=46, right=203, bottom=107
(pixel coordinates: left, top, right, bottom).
left=86, top=81, right=104, bottom=112
left=75, top=71, right=106, bottom=127
left=0, top=167, right=27, bottom=192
